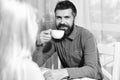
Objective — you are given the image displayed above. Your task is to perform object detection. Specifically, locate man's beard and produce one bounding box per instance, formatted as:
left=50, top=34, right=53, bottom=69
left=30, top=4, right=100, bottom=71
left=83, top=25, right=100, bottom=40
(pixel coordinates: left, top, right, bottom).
left=56, top=23, right=74, bottom=38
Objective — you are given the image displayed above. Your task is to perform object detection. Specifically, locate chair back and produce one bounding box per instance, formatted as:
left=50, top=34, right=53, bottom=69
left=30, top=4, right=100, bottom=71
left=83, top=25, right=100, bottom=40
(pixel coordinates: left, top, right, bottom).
left=98, top=42, right=120, bottom=80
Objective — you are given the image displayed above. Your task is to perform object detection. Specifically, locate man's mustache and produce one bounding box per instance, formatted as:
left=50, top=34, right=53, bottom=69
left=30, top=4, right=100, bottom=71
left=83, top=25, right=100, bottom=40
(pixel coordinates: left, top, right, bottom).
left=58, top=24, right=69, bottom=29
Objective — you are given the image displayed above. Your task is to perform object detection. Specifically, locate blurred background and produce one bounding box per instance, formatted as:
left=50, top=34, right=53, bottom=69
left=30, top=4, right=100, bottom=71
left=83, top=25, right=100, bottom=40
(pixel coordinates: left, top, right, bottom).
left=21, top=0, right=120, bottom=44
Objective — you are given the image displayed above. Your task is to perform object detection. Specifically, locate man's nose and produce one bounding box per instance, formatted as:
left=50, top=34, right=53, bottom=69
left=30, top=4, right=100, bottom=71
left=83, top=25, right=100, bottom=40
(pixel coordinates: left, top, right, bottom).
left=60, top=19, right=65, bottom=24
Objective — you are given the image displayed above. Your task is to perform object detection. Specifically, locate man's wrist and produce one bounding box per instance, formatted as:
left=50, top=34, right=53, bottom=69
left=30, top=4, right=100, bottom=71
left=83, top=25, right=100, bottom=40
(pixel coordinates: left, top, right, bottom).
left=36, top=40, right=44, bottom=47
left=61, top=69, right=69, bottom=79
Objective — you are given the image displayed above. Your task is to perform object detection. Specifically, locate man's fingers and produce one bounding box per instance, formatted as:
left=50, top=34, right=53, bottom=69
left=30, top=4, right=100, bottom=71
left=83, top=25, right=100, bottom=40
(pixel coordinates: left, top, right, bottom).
left=44, top=71, right=54, bottom=80
left=44, top=71, right=51, bottom=77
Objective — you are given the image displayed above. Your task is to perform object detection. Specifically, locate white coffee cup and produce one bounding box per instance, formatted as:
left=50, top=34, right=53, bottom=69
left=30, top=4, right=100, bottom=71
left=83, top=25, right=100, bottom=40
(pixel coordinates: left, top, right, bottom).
left=51, top=30, right=65, bottom=39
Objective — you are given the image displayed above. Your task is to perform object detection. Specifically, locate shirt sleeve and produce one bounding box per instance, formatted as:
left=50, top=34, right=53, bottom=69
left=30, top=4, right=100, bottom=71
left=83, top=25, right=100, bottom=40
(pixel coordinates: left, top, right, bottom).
left=32, top=41, right=56, bottom=67
left=67, top=30, right=101, bottom=79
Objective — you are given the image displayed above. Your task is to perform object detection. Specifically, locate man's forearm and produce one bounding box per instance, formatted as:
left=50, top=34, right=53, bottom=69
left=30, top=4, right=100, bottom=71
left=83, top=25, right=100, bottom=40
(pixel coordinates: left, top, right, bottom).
left=67, top=66, right=97, bottom=79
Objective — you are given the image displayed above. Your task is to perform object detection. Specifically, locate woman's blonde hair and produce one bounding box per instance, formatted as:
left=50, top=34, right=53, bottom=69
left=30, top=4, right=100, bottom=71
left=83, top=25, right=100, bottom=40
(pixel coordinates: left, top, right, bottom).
left=0, top=0, right=38, bottom=80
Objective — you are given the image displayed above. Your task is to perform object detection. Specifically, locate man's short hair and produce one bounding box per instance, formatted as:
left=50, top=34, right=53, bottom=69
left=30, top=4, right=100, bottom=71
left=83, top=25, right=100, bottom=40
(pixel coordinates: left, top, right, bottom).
left=54, top=0, right=77, bottom=17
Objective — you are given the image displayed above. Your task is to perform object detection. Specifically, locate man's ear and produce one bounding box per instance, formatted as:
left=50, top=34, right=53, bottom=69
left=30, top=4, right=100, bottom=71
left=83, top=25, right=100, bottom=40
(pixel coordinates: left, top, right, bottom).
left=72, top=12, right=76, bottom=18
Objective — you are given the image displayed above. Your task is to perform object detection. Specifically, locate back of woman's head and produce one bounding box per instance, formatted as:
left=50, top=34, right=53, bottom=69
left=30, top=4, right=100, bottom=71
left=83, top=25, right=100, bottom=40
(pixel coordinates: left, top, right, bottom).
left=0, top=0, right=38, bottom=80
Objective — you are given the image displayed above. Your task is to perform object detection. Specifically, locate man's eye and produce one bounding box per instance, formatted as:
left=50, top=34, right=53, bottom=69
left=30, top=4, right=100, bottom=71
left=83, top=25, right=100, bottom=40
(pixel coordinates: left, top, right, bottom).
left=56, top=17, right=61, bottom=19
left=65, top=16, right=70, bottom=19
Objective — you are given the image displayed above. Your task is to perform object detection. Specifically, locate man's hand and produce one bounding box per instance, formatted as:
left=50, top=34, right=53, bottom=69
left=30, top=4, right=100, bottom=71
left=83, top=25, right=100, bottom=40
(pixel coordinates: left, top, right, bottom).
left=40, top=67, right=51, bottom=74
left=38, top=29, right=52, bottom=45
left=44, top=69, right=69, bottom=80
